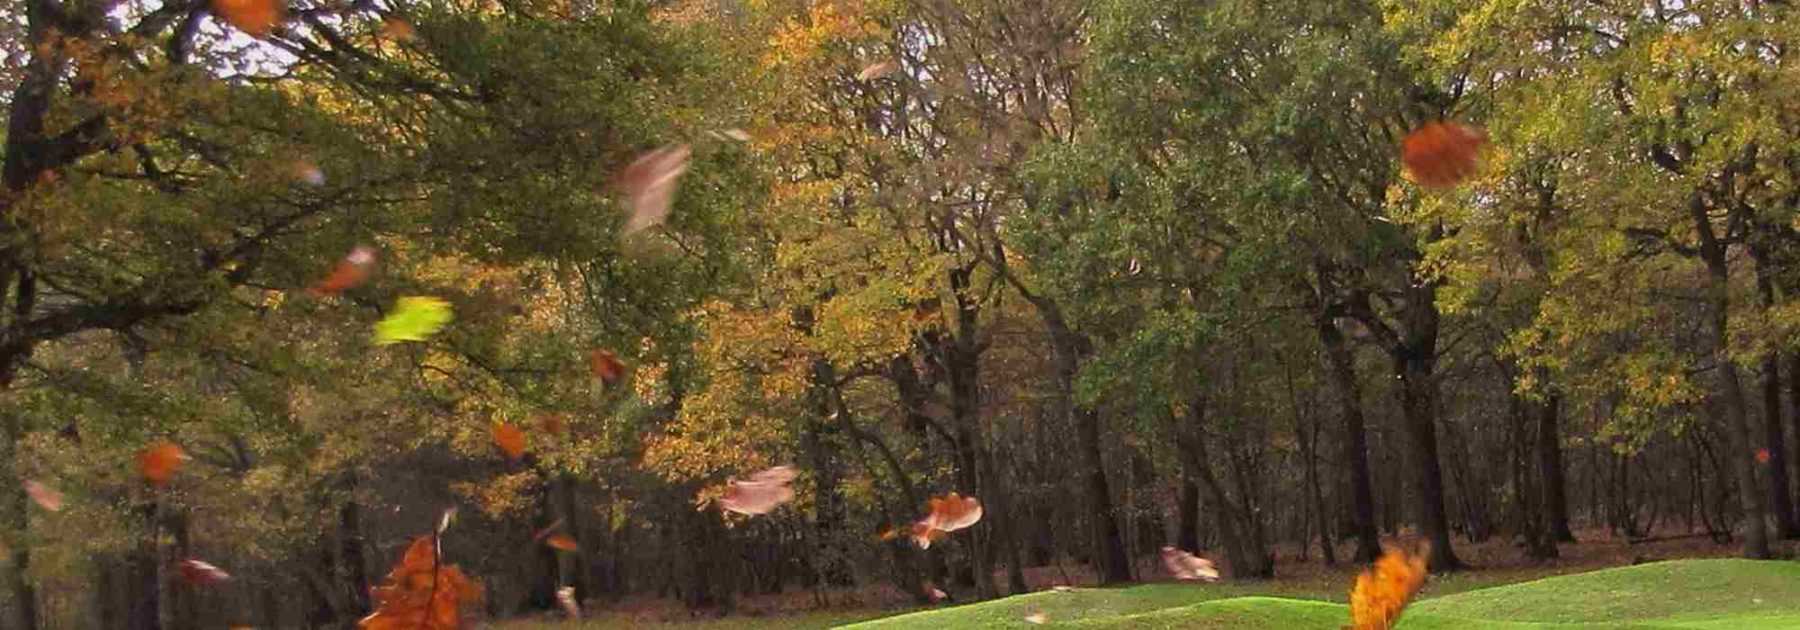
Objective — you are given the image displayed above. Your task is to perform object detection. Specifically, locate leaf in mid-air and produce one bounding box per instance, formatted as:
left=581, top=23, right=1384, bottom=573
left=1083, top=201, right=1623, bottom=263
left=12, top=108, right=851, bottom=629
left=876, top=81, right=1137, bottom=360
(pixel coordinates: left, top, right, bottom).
left=308, top=246, right=377, bottom=297
left=138, top=442, right=188, bottom=487
left=545, top=534, right=580, bottom=552
left=491, top=423, right=526, bottom=461
left=1348, top=544, right=1429, bottom=630
left=178, top=559, right=232, bottom=587
left=1160, top=546, right=1220, bottom=581
left=615, top=145, right=691, bottom=235
left=360, top=535, right=483, bottom=630
left=1400, top=122, right=1486, bottom=189
left=210, top=0, right=283, bottom=37
left=374, top=297, right=453, bottom=346
left=22, top=480, right=62, bottom=512
left=715, top=465, right=798, bottom=516
left=589, top=349, right=626, bottom=385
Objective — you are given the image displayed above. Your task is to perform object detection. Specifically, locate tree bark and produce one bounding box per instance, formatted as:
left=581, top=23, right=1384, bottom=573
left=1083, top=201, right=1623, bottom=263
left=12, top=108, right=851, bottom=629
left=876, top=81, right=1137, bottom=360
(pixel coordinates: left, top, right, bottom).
left=1751, top=249, right=1794, bottom=538
left=1315, top=309, right=1382, bottom=563
left=1694, top=195, right=1769, bottom=559
left=1537, top=392, right=1576, bottom=542
left=1392, top=312, right=1461, bottom=571
left=1178, top=479, right=1201, bottom=553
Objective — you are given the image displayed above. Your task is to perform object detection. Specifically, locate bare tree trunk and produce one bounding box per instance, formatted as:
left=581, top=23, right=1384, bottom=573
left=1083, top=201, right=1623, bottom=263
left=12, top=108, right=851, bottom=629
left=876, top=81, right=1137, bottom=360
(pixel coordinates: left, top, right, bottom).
left=1178, top=479, right=1201, bottom=553
left=1395, top=336, right=1461, bottom=571
left=1537, top=392, right=1576, bottom=542
left=1751, top=249, right=1794, bottom=538
left=2, top=408, right=39, bottom=630
left=1695, top=197, right=1770, bottom=559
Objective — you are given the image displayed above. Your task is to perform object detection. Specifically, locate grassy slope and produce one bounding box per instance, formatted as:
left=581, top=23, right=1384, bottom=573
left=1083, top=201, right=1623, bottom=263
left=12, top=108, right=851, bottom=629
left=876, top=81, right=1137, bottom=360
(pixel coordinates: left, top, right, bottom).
left=843, top=559, right=1800, bottom=629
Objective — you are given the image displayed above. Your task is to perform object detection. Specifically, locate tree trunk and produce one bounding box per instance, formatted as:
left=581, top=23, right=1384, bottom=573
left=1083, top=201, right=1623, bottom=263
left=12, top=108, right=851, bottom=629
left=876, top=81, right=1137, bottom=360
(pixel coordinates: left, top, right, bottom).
left=127, top=502, right=162, bottom=630
left=1789, top=353, right=1800, bottom=536
left=1537, top=392, right=1576, bottom=542
left=1396, top=344, right=1461, bottom=571
left=2, top=410, right=39, bottom=630
left=1178, top=479, right=1201, bottom=553
left=1316, top=312, right=1382, bottom=563
left=1751, top=251, right=1795, bottom=538
left=1300, top=411, right=1337, bottom=565
left=1043, top=317, right=1130, bottom=584
left=1694, top=197, right=1770, bottom=559
left=337, top=484, right=371, bottom=618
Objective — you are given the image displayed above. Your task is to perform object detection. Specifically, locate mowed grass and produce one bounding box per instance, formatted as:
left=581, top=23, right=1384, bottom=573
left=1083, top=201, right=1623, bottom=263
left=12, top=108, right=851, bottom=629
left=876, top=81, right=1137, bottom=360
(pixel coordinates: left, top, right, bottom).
left=843, top=559, right=1800, bottom=629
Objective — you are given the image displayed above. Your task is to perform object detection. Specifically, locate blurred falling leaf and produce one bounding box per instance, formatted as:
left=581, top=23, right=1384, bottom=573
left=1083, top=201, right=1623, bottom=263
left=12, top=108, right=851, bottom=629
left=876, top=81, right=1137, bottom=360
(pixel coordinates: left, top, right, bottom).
left=910, top=492, right=981, bottom=548
left=615, top=145, right=691, bottom=235
left=857, top=60, right=898, bottom=80
left=178, top=559, right=231, bottom=587
left=491, top=423, right=526, bottom=461
left=138, top=442, right=187, bottom=486
left=1757, top=448, right=1772, bottom=464
left=289, top=159, right=325, bottom=186
left=908, top=521, right=947, bottom=550
left=22, top=480, right=62, bottom=512
left=307, top=246, right=377, bottom=297
left=538, top=413, right=567, bottom=436
left=1024, top=611, right=1049, bottom=624
left=589, top=349, right=625, bottom=385
left=1348, top=545, right=1429, bottom=630
left=380, top=17, right=416, bottom=41
left=359, top=536, right=483, bottom=630
left=438, top=507, right=457, bottom=535
left=556, top=586, right=581, bottom=619
left=927, top=586, right=948, bottom=602
left=716, top=465, right=798, bottom=516
left=1400, top=122, right=1486, bottom=189
left=374, top=297, right=452, bottom=346
left=532, top=518, right=565, bottom=542
left=721, top=129, right=751, bottom=142
left=545, top=534, right=579, bottom=552
left=1160, top=546, right=1220, bottom=581
left=211, top=0, right=283, bottom=37
left=876, top=525, right=898, bottom=542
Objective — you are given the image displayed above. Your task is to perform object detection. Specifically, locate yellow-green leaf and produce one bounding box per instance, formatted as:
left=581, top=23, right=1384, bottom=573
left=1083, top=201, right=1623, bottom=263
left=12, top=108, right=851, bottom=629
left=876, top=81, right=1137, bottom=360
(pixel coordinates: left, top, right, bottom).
left=374, top=296, right=453, bottom=346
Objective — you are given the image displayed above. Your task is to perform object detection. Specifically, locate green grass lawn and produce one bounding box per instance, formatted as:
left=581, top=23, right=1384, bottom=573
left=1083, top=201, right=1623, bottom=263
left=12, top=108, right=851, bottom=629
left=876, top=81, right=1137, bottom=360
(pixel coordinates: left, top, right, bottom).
left=841, top=559, right=1800, bottom=629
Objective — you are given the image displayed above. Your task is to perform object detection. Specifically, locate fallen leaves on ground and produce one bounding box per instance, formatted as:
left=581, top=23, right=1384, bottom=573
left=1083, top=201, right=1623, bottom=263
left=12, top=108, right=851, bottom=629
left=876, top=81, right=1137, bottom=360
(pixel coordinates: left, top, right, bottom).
left=22, top=480, right=62, bottom=512
left=374, top=297, right=453, bottom=345
left=359, top=536, right=483, bottom=630
left=308, top=246, right=377, bottom=297
left=1160, top=546, right=1220, bottom=581
left=138, top=442, right=187, bottom=486
left=1348, top=544, right=1430, bottom=630
left=1400, top=122, right=1486, bottom=189
left=212, top=0, right=282, bottom=37
left=717, top=465, right=798, bottom=516
left=491, top=423, right=526, bottom=461
left=178, top=559, right=231, bottom=587
left=616, top=145, right=691, bottom=235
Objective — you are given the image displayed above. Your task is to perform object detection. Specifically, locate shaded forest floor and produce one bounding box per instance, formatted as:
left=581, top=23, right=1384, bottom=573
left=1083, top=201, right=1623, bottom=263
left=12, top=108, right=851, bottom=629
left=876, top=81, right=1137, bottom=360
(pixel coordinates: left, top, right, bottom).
left=496, top=527, right=1762, bottom=628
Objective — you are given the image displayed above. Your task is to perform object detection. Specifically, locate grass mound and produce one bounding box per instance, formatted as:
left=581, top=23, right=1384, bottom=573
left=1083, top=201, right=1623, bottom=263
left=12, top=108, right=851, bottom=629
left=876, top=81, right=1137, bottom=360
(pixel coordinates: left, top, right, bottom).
left=842, top=559, right=1800, bottom=629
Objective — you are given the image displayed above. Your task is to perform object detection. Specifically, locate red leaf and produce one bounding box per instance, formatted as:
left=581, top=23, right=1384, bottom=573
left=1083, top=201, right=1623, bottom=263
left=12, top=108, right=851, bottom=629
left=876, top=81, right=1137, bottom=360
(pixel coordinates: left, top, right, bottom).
left=545, top=534, right=579, bottom=552
left=210, top=0, right=283, bottom=37
left=1401, top=122, right=1487, bottom=189
left=307, top=246, right=377, bottom=297
left=138, top=442, right=187, bottom=486
left=491, top=423, right=526, bottom=461
left=589, top=349, right=626, bottom=385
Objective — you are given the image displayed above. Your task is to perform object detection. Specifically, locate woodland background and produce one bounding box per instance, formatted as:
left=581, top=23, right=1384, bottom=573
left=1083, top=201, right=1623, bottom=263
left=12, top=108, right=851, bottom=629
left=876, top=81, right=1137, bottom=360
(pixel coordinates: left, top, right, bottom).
left=2, top=0, right=1799, bottom=627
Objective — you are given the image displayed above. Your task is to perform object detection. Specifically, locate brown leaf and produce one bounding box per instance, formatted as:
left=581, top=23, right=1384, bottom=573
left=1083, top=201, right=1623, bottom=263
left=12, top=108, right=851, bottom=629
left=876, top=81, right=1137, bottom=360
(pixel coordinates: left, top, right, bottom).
left=361, top=536, right=483, bottom=630
left=1400, top=122, right=1486, bottom=189
left=545, top=534, right=580, bottom=552
left=307, top=246, right=377, bottom=297
left=589, top=349, right=626, bottom=385
left=491, top=423, right=526, bottom=461
left=857, top=60, right=898, bottom=81
left=923, top=492, right=982, bottom=533
left=380, top=17, right=416, bottom=42
left=1160, top=546, right=1220, bottom=581
left=1348, top=544, right=1429, bottom=630
left=538, top=413, right=567, bottom=436
left=138, top=442, right=187, bottom=486
left=211, top=0, right=283, bottom=37
left=178, top=559, right=232, bottom=587
left=22, top=480, right=62, bottom=512
left=717, top=465, right=798, bottom=516
left=615, top=145, right=691, bottom=235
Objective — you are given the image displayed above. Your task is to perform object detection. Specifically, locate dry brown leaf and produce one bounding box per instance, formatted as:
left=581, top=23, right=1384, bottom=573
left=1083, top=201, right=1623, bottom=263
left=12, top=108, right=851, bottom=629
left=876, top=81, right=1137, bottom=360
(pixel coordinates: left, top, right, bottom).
left=138, top=442, right=187, bottom=486
left=491, top=423, right=526, bottom=461
left=717, top=465, right=798, bottom=516
left=211, top=0, right=283, bottom=37
left=1401, top=122, right=1486, bottom=189
left=589, top=349, right=626, bottom=385
left=22, top=480, right=62, bottom=512
left=615, top=145, right=691, bottom=235
left=178, top=559, right=231, bottom=587
left=857, top=60, right=898, bottom=81
left=307, top=246, right=377, bottom=297
left=1160, top=546, right=1220, bottom=581
left=1347, top=544, right=1430, bottom=630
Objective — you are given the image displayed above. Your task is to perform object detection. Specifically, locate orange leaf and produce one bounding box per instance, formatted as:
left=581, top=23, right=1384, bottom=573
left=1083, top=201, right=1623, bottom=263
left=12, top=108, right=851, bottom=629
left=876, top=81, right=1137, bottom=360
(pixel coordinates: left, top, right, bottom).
left=1348, top=545, right=1429, bottom=630
left=491, top=423, right=526, bottom=461
left=22, top=480, right=62, bottom=512
left=589, top=349, right=625, bottom=385
left=360, top=536, right=483, bottom=630
left=380, top=17, right=416, bottom=42
left=1400, top=122, right=1486, bottom=189
left=138, top=442, right=187, bottom=486
left=210, top=0, right=283, bottom=37
left=545, top=534, right=579, bottom=552
left=307, top=246, right=377, bottom=297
